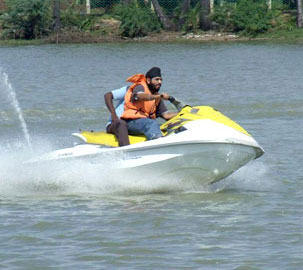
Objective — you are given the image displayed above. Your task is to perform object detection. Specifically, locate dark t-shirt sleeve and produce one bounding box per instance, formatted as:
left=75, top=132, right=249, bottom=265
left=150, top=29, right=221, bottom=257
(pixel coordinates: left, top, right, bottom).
left=156, top=100, right=168, bottom=117
left=131, top=85, right=145, bottom=102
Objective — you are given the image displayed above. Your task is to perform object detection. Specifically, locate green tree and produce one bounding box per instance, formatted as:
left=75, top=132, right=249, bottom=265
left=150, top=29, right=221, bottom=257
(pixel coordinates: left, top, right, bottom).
left=53, top=0, right=60, bottom=32
left=151, top=0, right=176, bottom=31
left=200, top=0, right=212, bottom=30
left=231, top=0, right=273, bottom=36
left=211, top=2, right=236, bottom=32
left=298, top=0, right=303, bottom=27
left=1, top=0, right=52, bottom=39
left=113, top=2, right=161, bottom=37
left=177, top=0, right=191, bottom=31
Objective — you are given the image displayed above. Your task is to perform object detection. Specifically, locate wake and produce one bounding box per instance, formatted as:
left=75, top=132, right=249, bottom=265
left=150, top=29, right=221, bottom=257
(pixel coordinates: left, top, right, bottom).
left=0, top=142, right=208, bottom=197
left=0, top=148, right=272, bottom=198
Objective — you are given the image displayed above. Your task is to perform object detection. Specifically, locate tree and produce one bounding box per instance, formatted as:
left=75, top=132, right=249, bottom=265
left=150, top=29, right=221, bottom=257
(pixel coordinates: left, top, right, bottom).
left=1, top=0, right=52, bottom=39
left=298, top=0, right=303, bottom=27
left=177, top=0, right=190, bottom=31
left=53, top=0, right=61, bottom=31
left=210, top=0, right=214, bottom=13
left=113, top=2, right=160, bottom=37
left=86, top=0, right=90, bottom=14
left=267, top=0, right=272, bottom=10
left=151, top=0, right=176, bottom=31
left=200, top=0, right=212, bottom=30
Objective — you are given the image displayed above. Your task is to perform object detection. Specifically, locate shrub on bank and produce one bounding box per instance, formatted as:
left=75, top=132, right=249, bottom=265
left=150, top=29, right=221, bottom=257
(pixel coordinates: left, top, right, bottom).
left=0, top=0, right=52, bottom=39
left=113, top=3, right=160, bottom=38
left=211, top=3, right=237, bottom=32
left=231, top=0, right=273, bottom=36
left=0, top=0, right=101, bottom=39
left=60, top=1, right=99, bottom=32
left=212, top=0, right=296, bottom=36
left=183, top=2, right=201, bottom=32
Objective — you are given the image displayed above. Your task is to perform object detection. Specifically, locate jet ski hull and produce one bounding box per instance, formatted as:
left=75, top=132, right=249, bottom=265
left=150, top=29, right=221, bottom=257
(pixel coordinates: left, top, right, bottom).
left=114, top=142, right=260, bottom=185
left=27, top=106, right=264, bottom=185
left=30, top=138, right=262, bottom=186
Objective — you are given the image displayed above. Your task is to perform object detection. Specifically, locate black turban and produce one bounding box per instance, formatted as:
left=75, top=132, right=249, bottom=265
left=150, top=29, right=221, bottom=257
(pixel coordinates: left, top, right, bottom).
left=146, top=67, right=161, bottom=79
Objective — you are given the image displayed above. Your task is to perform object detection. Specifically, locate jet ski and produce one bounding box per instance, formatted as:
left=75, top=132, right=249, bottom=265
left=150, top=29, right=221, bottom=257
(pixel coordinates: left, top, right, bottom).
left=28, top=99, right=264, bottom=185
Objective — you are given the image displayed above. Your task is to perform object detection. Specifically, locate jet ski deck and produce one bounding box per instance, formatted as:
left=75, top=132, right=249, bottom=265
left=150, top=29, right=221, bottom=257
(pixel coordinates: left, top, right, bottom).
left=73, top=106, right=251, bottom=147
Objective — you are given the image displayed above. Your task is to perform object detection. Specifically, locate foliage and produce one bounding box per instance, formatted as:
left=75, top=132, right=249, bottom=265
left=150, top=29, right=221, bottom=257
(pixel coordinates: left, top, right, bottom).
left=60, top=3, right=95, bottom=31
left=256, top=27, right=303, bottom=39
left=113, top=3, right=160, bottom=37
left=267, top=2, right=296, bottom=31
left=158, top=0, right=179, bottom=15
left=184, top=2, right=201, bottom=32
left=171, top=1, right=201, bottom=32
left=211, top=3, right=237, bottom=32
left=0, top=0, right=300, bottom=41
left=91, top=0, right=120, bottom=10
left=231, top=0, right=274, bottom=36
left=212, top=0, right=289, bottom=36
left=0, top=0, right=52, bottom=39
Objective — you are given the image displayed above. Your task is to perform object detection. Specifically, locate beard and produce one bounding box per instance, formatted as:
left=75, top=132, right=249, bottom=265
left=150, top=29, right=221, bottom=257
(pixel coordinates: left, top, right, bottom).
left=148, top=82, right=161, bottom=93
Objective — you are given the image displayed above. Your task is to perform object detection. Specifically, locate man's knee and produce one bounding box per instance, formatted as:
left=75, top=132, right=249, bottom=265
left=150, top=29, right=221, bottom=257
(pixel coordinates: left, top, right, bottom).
left=144, top=119, right=162, bottom=140
left=111, top=119, right=123, bottom=127
left=107, top=120, right=126, bottom=134
left=116, top=119, right=128, bottom=131
left=119, top=119, right=127, bottom=127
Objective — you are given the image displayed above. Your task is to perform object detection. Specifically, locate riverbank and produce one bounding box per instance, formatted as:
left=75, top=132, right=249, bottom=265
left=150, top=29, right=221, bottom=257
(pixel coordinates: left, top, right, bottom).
left=44, top=30, right=247, bottom=44
left=1, top=29, right=303, bottom=46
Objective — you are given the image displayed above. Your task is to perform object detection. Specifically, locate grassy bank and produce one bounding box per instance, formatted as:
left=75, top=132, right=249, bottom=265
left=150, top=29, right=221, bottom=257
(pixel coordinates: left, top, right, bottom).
left=0, top=39, right=46, bottom=46
left=1, top=28, right=303, bottom=46
left=256, top=28, right=303, bottom=40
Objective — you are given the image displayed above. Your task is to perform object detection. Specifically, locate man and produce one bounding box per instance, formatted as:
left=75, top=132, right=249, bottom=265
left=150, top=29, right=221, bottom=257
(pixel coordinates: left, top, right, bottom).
left=104, top=86, right=130, bottom=146
left=121, top=67, right=176, bottom=140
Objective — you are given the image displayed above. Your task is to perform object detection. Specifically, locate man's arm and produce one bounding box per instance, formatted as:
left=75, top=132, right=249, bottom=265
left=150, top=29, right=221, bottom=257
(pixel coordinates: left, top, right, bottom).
left=162, top=111, right=177, bottom=120
left=104, top=92, right=119, bottom=121
left=157, top=98, right=177, bottom=120
left=131, top=85, right=161, bottom=102
left=136, top=92, right=162, bottom=101
left=133, top=88, right=176, bottom=120
left=135, top=92, right=171, bottom=102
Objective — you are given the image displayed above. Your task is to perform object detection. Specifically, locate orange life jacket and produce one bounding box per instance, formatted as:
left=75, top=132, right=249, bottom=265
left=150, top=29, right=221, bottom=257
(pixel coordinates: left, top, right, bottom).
left=121, top=74, right=160, bottom=120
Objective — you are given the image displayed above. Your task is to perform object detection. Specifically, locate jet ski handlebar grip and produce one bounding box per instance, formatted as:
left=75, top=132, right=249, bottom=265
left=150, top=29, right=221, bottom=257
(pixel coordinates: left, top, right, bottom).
left=168, top=96, right=176, bottom=102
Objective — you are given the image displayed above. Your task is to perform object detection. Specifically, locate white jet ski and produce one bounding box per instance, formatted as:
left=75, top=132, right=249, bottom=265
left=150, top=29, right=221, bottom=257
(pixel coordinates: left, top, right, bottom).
left=28, top=99, right=264, bottom=185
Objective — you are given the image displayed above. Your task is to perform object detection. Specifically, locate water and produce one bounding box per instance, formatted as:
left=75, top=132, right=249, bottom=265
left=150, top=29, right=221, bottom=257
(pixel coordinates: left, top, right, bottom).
left=0, top=42, right=302, bottom=269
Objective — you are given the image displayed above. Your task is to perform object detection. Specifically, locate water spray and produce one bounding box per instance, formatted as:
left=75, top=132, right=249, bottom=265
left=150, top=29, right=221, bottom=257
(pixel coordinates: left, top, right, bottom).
left=0, top=70, right=33, bottom=152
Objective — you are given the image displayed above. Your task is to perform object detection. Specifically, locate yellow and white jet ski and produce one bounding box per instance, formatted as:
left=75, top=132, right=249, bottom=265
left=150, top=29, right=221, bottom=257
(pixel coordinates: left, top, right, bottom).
left=30, top=101, right=264, bottom=185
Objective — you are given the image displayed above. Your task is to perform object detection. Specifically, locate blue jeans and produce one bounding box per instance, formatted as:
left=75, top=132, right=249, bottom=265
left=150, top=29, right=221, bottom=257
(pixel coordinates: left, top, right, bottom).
left=126, top=118, right=162, bottom=140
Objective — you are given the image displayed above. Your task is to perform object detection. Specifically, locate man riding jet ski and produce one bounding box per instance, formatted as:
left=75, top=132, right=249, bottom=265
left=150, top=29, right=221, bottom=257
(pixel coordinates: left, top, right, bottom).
left=105, top=67, right=177, bottom=147
left=26, top=68, right=264, bottom=185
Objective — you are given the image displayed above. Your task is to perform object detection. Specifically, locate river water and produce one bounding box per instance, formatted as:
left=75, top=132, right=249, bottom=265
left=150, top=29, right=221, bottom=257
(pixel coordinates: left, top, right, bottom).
left=0, top=42, right=302, bottom=269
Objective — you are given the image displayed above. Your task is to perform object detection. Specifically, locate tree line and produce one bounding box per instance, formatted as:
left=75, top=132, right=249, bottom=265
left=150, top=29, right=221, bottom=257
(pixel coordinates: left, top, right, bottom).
left=0, top=0, right=302, bottom=39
